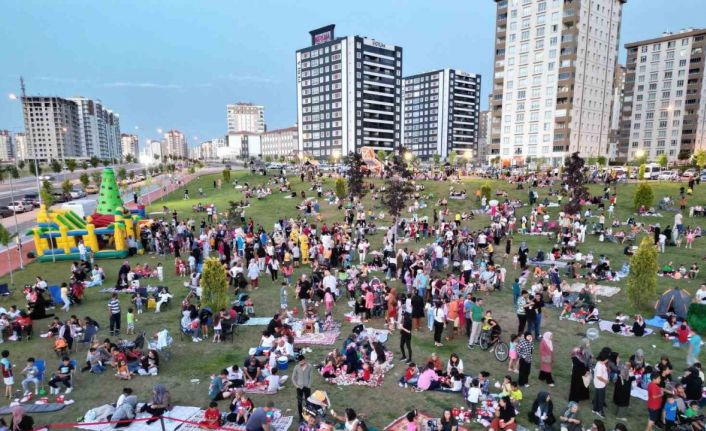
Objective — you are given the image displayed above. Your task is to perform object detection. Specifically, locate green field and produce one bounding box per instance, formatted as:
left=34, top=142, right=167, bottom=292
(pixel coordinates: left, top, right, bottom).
left=1, top=170, right=705, bottom=430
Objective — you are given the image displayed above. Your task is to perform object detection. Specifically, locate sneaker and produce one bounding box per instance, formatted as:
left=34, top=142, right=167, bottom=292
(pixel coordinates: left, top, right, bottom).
left=467, top=344, right=475, bottom=350
left=616, top=417, right=628, bottom=422
left=64, top=387, right=72, bottom=394
left=399, top=357, right=407, bottom=362
left=592, top=411, right=604, bottom=419
left=398, top=382, right=404, bottom=388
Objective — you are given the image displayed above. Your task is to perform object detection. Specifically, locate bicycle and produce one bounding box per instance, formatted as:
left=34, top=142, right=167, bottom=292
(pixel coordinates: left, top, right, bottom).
left=478, top=331, right=509, bottom=362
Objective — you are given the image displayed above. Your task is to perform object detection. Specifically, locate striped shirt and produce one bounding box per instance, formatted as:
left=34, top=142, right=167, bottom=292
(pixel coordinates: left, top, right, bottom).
left=108, top=299, right=120, bottom=315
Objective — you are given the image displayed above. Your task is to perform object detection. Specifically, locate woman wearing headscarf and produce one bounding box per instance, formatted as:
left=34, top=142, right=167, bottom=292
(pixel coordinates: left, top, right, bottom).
left=140, top=384, right=171, bottom=424
left=559, top=402, right=582, bottom=431
left=516, top=332, right=534, bottom=387
left=629, top=348, right=645, bottom=372
left=538, top=332, right=555, bottom=387
left=612, top=361, right=634, bottom=422
left=527, top=391, right=555, bottom=430
left=568, top=345, right=591, bottom=402
left=9, top=406, right=34, bottom=431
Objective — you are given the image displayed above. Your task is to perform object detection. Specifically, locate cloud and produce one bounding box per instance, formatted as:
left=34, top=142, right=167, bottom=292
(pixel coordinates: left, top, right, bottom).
left=222, top=74, right=280, bottom=84
left=102, top=81, right=182, bottom=89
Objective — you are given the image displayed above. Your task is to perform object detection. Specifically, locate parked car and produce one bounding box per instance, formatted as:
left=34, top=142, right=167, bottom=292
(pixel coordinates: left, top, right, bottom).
left=69, top=187, right=86, bottom=199
left=22, top=193, right=40, bottom=208
left=85, top=185, right=99, bottom=194
left=7, top=201, right=26, bottom=213
left=657, top=170, right=679, bottom=181
left=39, top=175, right=54, bottom=181
left=701, top=169, right=706, bottom=182
left=51, top=192, right=68, bottom=203
left=681, top=168, right=697, bottom=181
left=0, top=206, right=14, bottom=218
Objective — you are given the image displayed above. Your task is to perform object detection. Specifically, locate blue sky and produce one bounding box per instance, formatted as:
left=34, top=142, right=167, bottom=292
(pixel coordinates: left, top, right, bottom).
left=1, top=0, right=705, bottom=149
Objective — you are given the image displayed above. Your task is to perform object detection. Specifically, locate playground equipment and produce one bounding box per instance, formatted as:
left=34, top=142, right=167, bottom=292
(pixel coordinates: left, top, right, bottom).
left=30, top=168, right=148, bottom=262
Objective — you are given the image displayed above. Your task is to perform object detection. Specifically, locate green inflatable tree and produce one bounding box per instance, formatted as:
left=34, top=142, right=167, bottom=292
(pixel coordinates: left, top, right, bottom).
left=97, top=167, right=123, bottom=214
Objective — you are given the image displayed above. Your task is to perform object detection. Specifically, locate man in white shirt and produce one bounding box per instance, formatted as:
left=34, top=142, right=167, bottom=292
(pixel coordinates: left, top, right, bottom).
left=322, top=271, right=338, bottom=296
left=592, top=354, right=609, bottom=418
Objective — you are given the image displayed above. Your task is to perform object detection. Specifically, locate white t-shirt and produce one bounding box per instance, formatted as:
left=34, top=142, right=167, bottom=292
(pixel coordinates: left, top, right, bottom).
left=593, top=361, right=608, bottom=389
left=697, top=289, right=706, bottom=304
left=266, top=374, right=280, bottom=392
left=467, top=387, right=481, bottom=403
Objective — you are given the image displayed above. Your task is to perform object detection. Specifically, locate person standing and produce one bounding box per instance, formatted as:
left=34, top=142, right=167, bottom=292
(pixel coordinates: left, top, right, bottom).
left=517, top=333, right=534, bottom=387
left=411, top=292, right=424, bottom=332
left=592, top=352, right=609, bottom=418
left=531, top=293, right=544, bottom=339
left=646, top=373, right=663, bottom=431
left=107, top=293, right=121, bottom=336
left=613, top=362, right=634, bottom=421
left=516, top=290, right=530, bottom=334
left=246, top=401, right=275, bottom=431
left=468, top=298, right=484, bottom=348
left=291, top=355, right=312, bottom=422
left=400, top=311, right=413, bottom=363
left=433, top=301, right=446, bottom=347
left=538, top=332, right=555, bottom=387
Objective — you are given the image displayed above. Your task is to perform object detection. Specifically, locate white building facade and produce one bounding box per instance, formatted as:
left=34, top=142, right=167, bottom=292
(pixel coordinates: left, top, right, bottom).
left=0, top=131, right=14, bottom=162
left=120, top=134, right=139, bottom=158
left=260, top=126, right=298, bottom=158
left=227, top=103, right=265, bottom=134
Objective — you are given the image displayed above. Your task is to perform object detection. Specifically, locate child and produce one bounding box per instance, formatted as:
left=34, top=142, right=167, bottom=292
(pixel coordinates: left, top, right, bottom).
left=467, top=378, right=481, bottom=412
left=126, top=308, right=135, bottom=335
left=663, top=394, right=678, bottom=430
left=201, top=401, right=222, bottom=429
left=20, top=358, right=39, bottom=398
left=321, top=360, right=337, bottom=379
left=0, top=351, right=13, bottom=399
left=280, top=283, right=288, bottom=310
left=507, top=334, right=519, bottom=373
left=358, top=363, right=372, bottom=382
left=324, top=288, right=334, bottom=314
left=213, top=314, right=222, bottom=343
left=509, top=381, right=523, bottom=409
left=156, top=263, right=164, bottom=282
left=132, top=293, right=143, bottom=315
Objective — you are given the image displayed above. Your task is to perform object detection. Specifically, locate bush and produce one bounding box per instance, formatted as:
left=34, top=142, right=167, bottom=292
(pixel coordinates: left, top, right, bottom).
left=627, top=237, right=658, bottom=311
left=633, top=182, right=654, bottom=211
left=638, top=164, right=646, bottom=180
left=480, top=182, right=492, bottom=201
left=222, top=168, right=231, bottom=183
left=334, top=177, right=346, bottom=199
left=200, top=258, right=229, bottom=312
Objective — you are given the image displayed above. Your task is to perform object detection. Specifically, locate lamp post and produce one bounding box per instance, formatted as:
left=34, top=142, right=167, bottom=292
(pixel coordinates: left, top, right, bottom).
left=8, top=92, right=42, bottom=202
left=7, top=173, right=23, bottom=269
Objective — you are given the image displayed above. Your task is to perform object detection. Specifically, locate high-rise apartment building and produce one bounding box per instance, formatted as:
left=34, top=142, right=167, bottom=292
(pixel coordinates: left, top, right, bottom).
left=260, top=126, right=298, bottom=158
left=146, top=139, right=164, bottom=161
left=402, top=69, right=480, bottom=160
left=227, top=103, right=265, bottom=134
left=21, top=96, right=83, bottom=161
left=0, top=131, right=15, bottom=161
left=223, top=133, right=261, bottom=159
left=163, top=130, right=188, bottom=158
left=619, top=28, right=706, bottom=162
left=14, top=133, right=28, bottom=161
left=121, top=134, right=139, bottom=158
left=478, top=110, right=490, bottom=161
left=296, top=24, right=403, bottom=159
left=490, top=0, right=625, bottom=166
left=608, top=65, right=626, bottom=160
left=69, top=97, right=121, bottom=160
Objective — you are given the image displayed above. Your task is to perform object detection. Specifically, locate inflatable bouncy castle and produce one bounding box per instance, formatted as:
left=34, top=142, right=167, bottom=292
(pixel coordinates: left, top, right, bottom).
left=30, top=168, right=150, bottom=262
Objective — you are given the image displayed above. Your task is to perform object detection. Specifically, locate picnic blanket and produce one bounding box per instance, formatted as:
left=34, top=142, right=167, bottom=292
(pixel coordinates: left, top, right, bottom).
left=77, top=405, right=200, bottom=431
left=646, top=316, right=667, bottom=328
left=0, top=403, right=65, bottom=415
left=528, top=260, right=568, bottom=268
left=99, top=286, right=158, bottom=295
left=384, top=412, right=437, bottom=431
left=565, top=283, right=621, bottom=297
left=328, top=351, right=394, bottom=387
left=294, top=329, right=340, bottom=345
left=631, top=385, right=648, bottom=401
left=598, top=320, right=654, bottom=336
left=178, top=410, right=293, bottom=431
left=240, top=317, right=272, bottom=326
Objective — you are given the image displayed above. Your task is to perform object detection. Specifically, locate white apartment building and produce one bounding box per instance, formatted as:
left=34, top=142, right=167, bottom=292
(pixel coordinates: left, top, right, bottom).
left=402, top=69, right=481, bottom=160
left=147, top=139, right=165, bottom=161
left=14, top=133, right=28, bottom=161
left=21, top=96, right=83, bottom=161
left=490, top=0, right=625, bottom=166
left=163, top=130, right=188, bottom=158
left=260, top=126, right=298, bottom=158
left=0, top=131, right=14, bottom=161
left=619, top=28, right=706, bottom=162
left=69, top=97, right=121, bottom=160
left=222, top=133, right=261, bottom=160
left=120, top=134, right=139, bottom=158
left=296, top=24, right=403, bottom=159
left=227, top=103, right=265, bottom=134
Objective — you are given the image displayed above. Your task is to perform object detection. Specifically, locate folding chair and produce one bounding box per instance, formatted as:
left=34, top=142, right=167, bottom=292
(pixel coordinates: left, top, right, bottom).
left=221, top=321, right=237, bottom=343
left=48, top=285, right=63, bottom=307
left=75, top=325, right=98, bottom=352
left=68, top=359, right=78, bottom=388
left=0, top=283, right=10, bottom=297
left=35, top=359, right=46, bottom=393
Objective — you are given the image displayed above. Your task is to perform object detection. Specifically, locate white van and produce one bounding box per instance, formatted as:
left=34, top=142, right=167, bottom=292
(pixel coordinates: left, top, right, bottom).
left=644, top=163, right=665, bottom=180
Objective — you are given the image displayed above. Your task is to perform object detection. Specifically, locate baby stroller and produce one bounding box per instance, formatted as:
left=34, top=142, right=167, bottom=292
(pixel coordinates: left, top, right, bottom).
left=148, top=329, right=174, bottom=361
left=303, top=390, right=331, bottom=422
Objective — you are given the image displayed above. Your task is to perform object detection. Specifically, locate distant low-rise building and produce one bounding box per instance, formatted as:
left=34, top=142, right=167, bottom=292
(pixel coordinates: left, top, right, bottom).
left=260, top=126, right=298, bottom=158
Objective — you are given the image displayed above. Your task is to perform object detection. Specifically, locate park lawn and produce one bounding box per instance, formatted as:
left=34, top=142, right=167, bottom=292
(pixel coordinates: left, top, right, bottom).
left=0, top=169, right=704, bottom=429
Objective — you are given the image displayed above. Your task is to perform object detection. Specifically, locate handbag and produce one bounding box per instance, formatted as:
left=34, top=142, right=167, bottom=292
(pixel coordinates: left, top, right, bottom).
left=582, top=372, right=591, bottom=388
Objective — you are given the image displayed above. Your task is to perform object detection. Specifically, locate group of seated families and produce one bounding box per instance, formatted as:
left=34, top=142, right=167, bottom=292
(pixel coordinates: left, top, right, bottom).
left=660, top=261, right=700, bottom=280
left=318, top=329, right=389, bottom=384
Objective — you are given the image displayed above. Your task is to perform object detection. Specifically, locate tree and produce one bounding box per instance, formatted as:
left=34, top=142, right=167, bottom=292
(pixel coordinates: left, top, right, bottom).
left=596, top=156, right=607, bottom=167
left=694, top=149, right=706, bottom=170
left=480, top=182, right=492, bottom=201
left=264, top=155, right=273, bottom=163
left=376, top=150, right=387, bottom=163
left=448, top=151, right=458, bottom=166
left=102, top=159, right=110, bottom=167
left=61, top=179, right=72, bottom=196
left=50, top=159, right=62, bottom=174
left=334, top=177, right=347, bottom=200
left=125, top=154, right=134, bottom=164
left=222, top=168, right=231, bottom=183
left=432, top=154, right=441, bottom=167
left=90, top=156, right=100, bottom=168
left=79, top=173, right=90, bottom=189
left=657, top=153, right=668, bottom=168
left=638, top=163, right=646, bottom=181
left=346, top=152, right=368, bottom=200
left=80, top=161, right=88, bottom=170
left=128, top=171, right=135, bottom=181
left=200, top=257, right=229, bottom=311
left=587, top=156, right=597, bottom=167
left=627, top=237, right=658, bottom=311
left=7, top=166, right=19, bottom=179
left=0, top=225, right=15, bottom=284
left=65, top=159, right=77, bottom=173
left=28, top=161, right=41, bottom=176
left=17, top=160, right=25, bottom=170
left=91, top=171, right=101, bottom=186
left=634, top=153, right=648, bottom=167
left=117, top=167, right=127, bottom=181
left=40, top=180, right=53, bottom=206
left=381, top=153, right=415, bottom=240
left=633, top=182, right=654, bottom=211
left=562, top=152, right=590, bottom=215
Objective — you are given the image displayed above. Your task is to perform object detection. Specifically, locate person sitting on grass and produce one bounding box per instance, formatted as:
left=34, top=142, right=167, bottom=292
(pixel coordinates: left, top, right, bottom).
left=416, top=363, right=441, bottom=392
left=209, top=369, right=234, bottom=401
left=200, top=401, right=222, bottom=429
left=227, top=390, right=253, bottom=424
left=398, top=362, right=419, bottom=387
left=109, top=387, right=137, bottom=429
left=139, top=384, right=171, bottom=425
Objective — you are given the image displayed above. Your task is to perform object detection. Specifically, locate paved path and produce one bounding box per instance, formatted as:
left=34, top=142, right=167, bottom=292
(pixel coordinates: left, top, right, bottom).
left=0, top=168, right=217, bottom=280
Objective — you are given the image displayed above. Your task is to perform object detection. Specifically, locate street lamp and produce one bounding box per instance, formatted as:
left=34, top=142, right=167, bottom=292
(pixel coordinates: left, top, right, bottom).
left=403, top=151, right=413, bottom=162
left=7, top=92, right=42, bottom=203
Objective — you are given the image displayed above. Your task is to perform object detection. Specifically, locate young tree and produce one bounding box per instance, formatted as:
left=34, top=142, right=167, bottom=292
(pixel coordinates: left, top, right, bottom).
left=264, top=155, right=273, bottom=163
left=80, top=161, right=89, bottom=170
left=657, top=153, right=668, bottom=168
left=223, top=168, right=231, bottom=183
left=596, top=156, right=607, bottom=167
left=376, top=150, right=387, bottom=164
left=480, top=182, right=492, bottom=201
left=627, top=237, right=658, bottom=311
left=0, top=225, right=15, bottom=284
left=50, top=159, right=62, bottom=174
left=91, top=171, right=101, bottom=186
left=89, top=156, right=100, bottom=168
left=128, top=171, right=135, bottom=181
left=28, top=161, right=41, bottom=176
left=432, top=154, right=441, bottom=167
left=61, top=179, right=72, bottom=196
left=79, top=173, right=90, bottom=189
left=334, top=177, right=347, bottom=200
left=117, top=167, right=127, bottom=181
left=638, top=163, right=646, bottom=181
left=633, top=182, right=654, bottom=211
left=346, top=152, right=368, bottom=200
left=634, top=153, right=648, bottom=167
left=200, top=257, right=229, bottom=311
left=381, top=153, right=415, bottom=240
left=448, top=151, right=458, bottom=167
left=17, top=160, right=25, bottom=170
left=65, top=159, right=77, bottom=173
left=562, top=152, right=590, bottom=215
left=40, top=180, right=54, bottom=206
left=694, top=149, right=706, bottom=170
left=102, top=159, right=111, bottom=167
left=7, top=166, right=19, bottom=179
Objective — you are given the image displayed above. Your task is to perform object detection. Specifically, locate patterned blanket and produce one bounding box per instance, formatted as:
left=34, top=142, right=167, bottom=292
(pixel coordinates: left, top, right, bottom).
left=565, top=283, right=621, bottom=297
left=178, top=410, right=293, bottom=431
left=384, top=412, right=437, bottom=431
left=328, top=351, right=394, bottom=387
left=77, top=405, right=200, bottom=431
left=598, top=319, right=654, bottom=336
left=294, top=329, right=340, bottom=345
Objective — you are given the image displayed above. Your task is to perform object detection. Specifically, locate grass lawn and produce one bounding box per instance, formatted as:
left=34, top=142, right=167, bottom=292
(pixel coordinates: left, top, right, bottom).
left=1, top=169, right=705, bottom=430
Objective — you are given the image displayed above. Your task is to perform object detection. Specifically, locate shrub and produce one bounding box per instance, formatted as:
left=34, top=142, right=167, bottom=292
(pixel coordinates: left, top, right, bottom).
left=200, top=257, right=229, bottom=312
left=223, top=168, right=231, bottom=183
left=627, top=237, right=658, bottom=311
left=638, top=164, right=646, bottom=180
left=633, top=182, right=654, bottom=211
left=480, top=182, right=492, bottom=201
left=335, top=177, right=346, bottom=199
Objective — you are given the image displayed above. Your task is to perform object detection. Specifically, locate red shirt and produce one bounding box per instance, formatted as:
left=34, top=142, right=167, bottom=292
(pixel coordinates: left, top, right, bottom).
left=647, top=381, right=664, bottom=410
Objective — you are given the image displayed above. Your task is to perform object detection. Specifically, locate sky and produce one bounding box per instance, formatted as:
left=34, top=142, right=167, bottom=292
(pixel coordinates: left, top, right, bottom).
left=1, top=0, right=705, bottom=149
